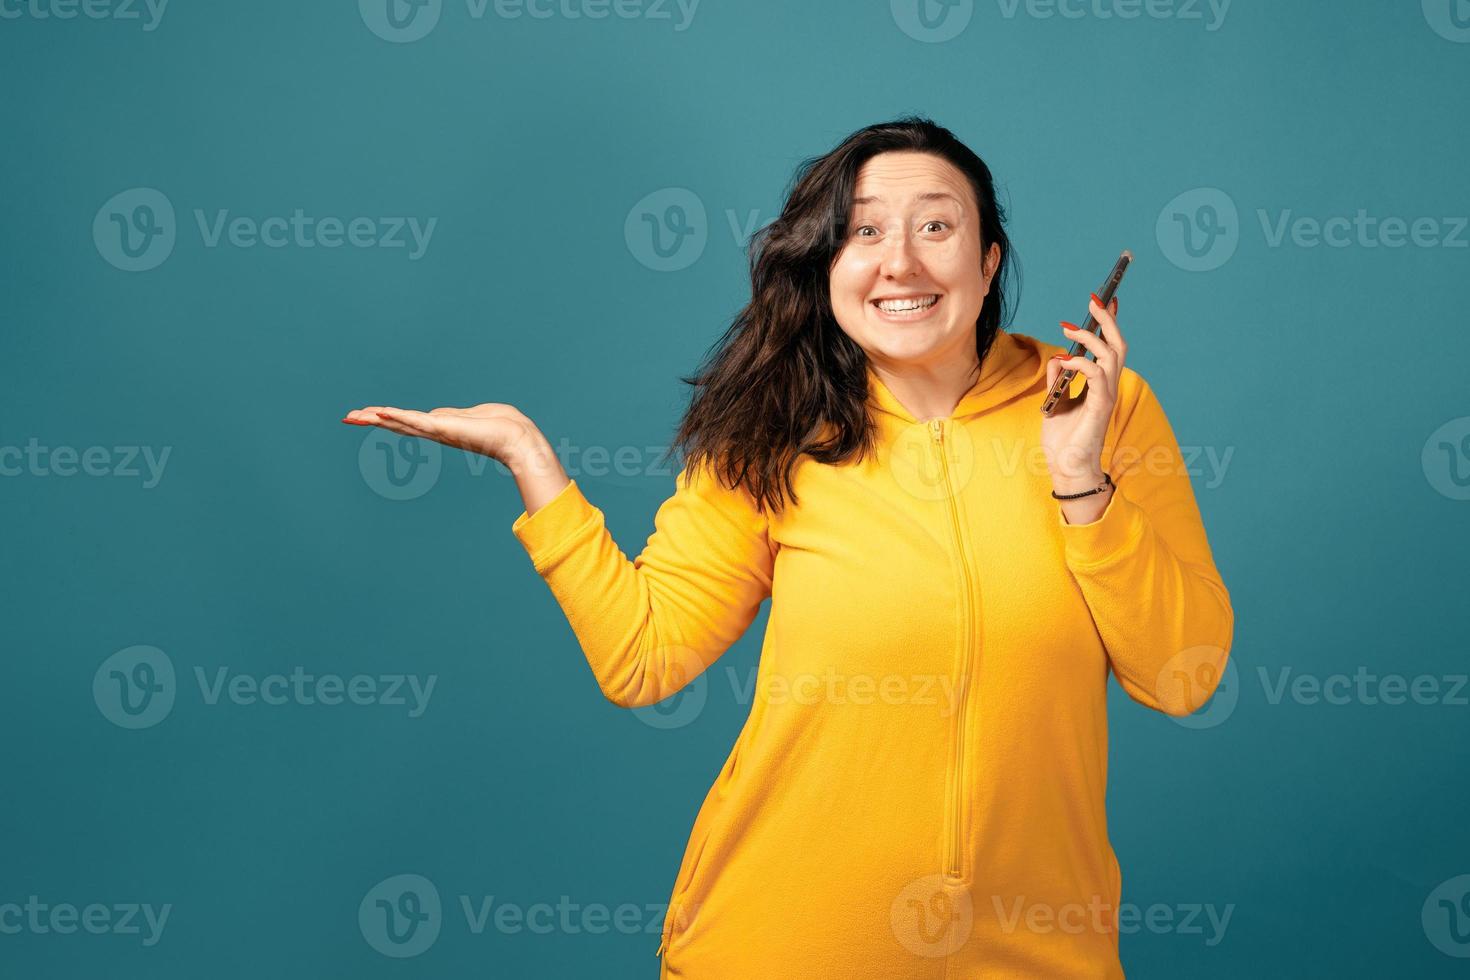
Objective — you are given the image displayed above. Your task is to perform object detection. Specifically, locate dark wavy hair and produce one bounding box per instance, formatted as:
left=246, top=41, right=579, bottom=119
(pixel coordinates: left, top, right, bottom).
left=667, top=116, right=1019, bottom=515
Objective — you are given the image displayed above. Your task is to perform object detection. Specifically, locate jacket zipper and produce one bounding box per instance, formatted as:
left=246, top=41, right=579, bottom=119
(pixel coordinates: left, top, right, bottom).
left=930, top=417, right=974, bottom=882
left=655, top=901, right=678, bottom=958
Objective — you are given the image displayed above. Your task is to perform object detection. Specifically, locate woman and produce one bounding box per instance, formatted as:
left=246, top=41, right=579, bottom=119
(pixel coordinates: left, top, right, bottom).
left=343, top=117, right=1233, bottom=978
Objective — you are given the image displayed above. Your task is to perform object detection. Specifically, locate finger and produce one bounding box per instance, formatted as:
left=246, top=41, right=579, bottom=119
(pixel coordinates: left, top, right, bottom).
left=375, top=406, right=440, bottom=436
left=1061, top=325, right=1117, bottom=402
left=1085, top=295, right=1124, bottom=399
left=343, top=407, right=387, bottom=426
left=1060, top=321, right=1116, bottom=373
left=366, top=410, right=426, bottom=439
left=1045, top=353, right=1062, bottom=389
left=1056, top=354, right=1105, bottom=389
left=1047, top=353, right=1092, bottom=402
left=1089, top=294, right=1128, bottom=366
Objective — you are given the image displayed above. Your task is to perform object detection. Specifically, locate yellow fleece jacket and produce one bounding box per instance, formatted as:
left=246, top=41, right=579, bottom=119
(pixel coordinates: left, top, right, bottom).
left=510, top=330, right=1233, bottom=979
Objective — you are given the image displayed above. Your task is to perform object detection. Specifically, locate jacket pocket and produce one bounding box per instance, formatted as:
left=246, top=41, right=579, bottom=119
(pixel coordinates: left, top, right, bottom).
left=661, top=824, right=713, bottom=951
left=660, top=729, right=747, bottom=954
left=1108, top=851, right=1123, bottom=930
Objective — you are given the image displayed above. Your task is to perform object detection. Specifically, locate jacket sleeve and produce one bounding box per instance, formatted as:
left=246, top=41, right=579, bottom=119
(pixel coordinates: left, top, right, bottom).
left=510, top=460, right=775, bottom=708
left=1058, top=370, right=1234, bottom=717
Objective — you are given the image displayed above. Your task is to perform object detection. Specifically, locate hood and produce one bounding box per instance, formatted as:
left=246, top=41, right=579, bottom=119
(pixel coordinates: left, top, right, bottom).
left=865, top=330, right=1055, bottom=424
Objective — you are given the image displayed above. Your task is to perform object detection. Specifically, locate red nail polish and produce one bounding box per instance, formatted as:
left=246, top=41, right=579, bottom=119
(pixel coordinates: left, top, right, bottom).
left=1060, top=320, right=1078, bottom=331
left=342, top=417, right=372, bottom=426
left=1090, top=293, right=1102, bottom=307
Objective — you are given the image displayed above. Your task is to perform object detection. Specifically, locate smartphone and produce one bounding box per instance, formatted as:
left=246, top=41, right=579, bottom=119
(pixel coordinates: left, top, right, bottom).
left=1039, top=249, right=1132, bottom=417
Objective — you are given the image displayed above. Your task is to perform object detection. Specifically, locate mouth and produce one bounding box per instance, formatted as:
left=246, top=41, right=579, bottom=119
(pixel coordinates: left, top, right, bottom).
left=871, top=293, right=942, bottom=322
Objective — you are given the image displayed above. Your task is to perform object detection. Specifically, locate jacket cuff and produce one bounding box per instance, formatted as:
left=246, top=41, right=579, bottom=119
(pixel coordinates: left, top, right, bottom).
left=1058, top=484, right=1147, bottom=570
left=511, top=479, right=600, bottom=572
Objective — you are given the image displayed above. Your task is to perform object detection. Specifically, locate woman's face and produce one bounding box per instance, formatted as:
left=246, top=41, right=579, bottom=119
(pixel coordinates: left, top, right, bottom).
left=828, top=151, right=1000, bottom=373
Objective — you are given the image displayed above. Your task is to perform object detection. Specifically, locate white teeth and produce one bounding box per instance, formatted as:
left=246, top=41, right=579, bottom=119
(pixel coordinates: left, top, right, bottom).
left=876, top=295, right=939, bottom=313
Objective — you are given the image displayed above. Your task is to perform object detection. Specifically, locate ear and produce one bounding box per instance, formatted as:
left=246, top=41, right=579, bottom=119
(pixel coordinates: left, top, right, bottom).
left=980, top=242, right=1002, bottom=294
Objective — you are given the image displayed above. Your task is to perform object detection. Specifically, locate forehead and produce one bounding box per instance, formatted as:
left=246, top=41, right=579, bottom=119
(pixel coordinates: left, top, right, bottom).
left=851, top=152, right=974, bottom=210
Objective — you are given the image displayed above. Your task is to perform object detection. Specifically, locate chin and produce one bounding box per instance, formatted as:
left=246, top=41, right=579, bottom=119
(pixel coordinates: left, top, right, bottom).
left=871, top=321, right=953, bottom=352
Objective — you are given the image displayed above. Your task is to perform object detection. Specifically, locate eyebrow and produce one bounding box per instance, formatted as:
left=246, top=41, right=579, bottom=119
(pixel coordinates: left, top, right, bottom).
left=850, top=192, right=964, bottom=208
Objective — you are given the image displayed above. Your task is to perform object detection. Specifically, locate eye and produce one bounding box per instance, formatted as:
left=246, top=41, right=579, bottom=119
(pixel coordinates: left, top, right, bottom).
left=923, top=220, right=949, bottom=233
left=854, top=225, right=879, bottom=238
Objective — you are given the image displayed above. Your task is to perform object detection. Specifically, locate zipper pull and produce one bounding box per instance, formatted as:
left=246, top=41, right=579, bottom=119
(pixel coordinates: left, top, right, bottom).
left=929, top=418, right=944, bottom=442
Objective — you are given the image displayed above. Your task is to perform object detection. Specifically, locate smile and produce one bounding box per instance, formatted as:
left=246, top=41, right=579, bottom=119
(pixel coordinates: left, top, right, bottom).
left=871, top=294, right=942, bottom=320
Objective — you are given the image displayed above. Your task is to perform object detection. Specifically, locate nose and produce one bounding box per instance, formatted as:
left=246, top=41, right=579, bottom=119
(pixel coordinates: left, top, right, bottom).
left=879, top=228, right=920, bottom=280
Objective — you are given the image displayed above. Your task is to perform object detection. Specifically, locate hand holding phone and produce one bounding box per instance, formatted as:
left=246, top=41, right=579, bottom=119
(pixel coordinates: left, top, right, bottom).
left=1040, top=250, right=1131, bottom=417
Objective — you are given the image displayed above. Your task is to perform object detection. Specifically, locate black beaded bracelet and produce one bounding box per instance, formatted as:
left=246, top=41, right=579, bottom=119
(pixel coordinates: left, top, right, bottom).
left=1051, top=472, right=1113, bottom=500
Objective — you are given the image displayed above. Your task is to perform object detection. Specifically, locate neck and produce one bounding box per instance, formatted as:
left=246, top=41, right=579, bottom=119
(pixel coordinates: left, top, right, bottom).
left=868, top=352, right=982, bottom=422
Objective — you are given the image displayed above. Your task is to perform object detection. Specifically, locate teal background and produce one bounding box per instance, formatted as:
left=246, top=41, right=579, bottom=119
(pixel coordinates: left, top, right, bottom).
left=3, top=0, right=1468, bottom=976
